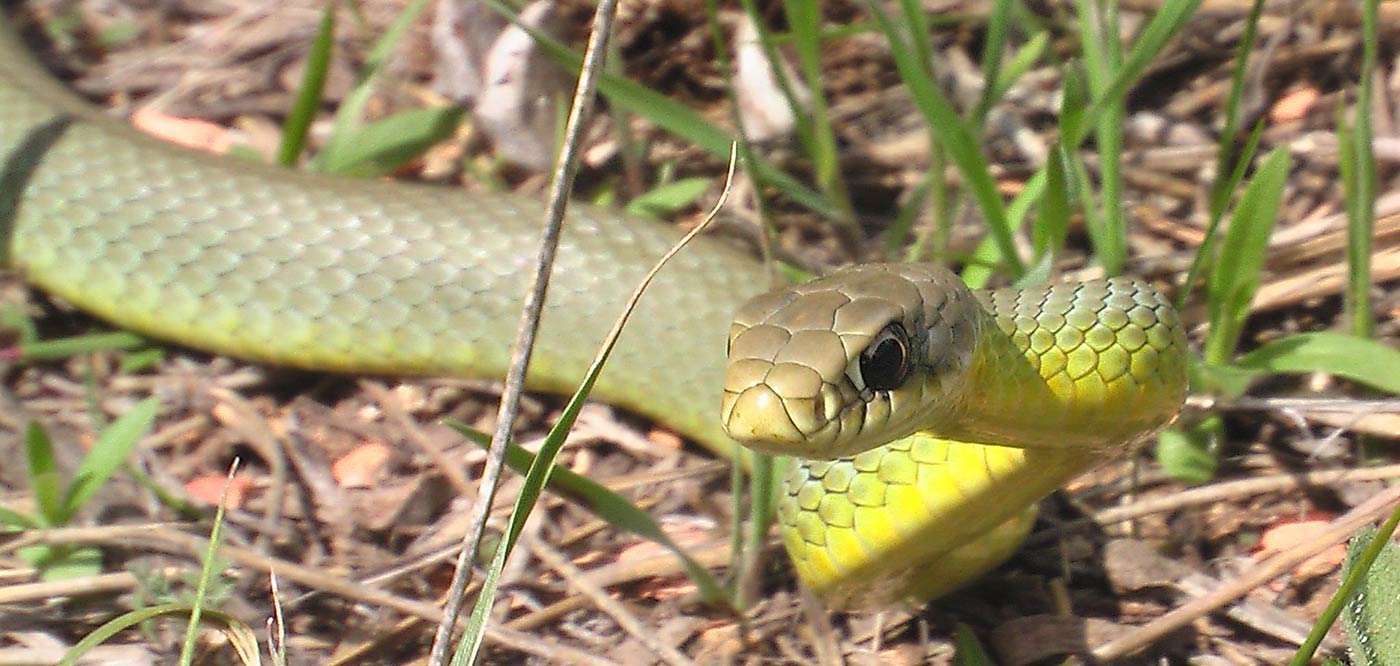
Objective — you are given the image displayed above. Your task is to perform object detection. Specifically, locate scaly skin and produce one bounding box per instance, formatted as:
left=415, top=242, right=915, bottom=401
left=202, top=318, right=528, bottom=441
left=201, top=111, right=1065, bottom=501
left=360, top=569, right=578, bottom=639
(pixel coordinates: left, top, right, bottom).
left=723, top=265, right=1187, bottom=607
left=0, top=17, right=763, bottom=455
left=0, top=17, right=1187, bottom=608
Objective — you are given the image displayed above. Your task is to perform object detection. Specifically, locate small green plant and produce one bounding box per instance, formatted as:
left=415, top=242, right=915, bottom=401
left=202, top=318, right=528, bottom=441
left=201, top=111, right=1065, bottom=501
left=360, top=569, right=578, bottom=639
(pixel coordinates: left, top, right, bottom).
left=60, top=466, right=258, bottom=666
left=1289, top=506, right=1400, bottom=666
left=1341, top=526, right=1400, bottom=666
left=277, top=0, right=462, bottom=177
left=0, top=397, right=159, bottom=580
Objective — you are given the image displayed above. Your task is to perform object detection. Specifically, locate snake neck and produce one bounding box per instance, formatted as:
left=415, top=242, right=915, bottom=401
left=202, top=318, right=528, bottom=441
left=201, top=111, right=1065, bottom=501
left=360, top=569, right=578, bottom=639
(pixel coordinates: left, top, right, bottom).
left=938, top=279, right=1189, bottom=452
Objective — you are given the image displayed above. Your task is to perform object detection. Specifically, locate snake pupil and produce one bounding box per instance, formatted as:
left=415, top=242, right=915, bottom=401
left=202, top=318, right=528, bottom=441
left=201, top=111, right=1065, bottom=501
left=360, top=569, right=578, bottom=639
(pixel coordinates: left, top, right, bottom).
left=859, top=324, right=911, bottom=391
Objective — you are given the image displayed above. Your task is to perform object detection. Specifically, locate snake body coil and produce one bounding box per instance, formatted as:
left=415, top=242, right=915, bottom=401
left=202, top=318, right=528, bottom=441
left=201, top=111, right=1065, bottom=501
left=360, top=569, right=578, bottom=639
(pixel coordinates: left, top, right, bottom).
left=0, top=19, right=761, bottom=455
left=0, top=16, right=1188, bottom=607
left=722, top=265, right=1187, bottom=606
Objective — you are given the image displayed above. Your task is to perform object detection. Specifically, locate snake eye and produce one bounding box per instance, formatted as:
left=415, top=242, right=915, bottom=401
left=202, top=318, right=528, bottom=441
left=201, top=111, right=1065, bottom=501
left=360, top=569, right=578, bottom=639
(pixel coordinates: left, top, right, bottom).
left=858, top=323, right=911, bottom=391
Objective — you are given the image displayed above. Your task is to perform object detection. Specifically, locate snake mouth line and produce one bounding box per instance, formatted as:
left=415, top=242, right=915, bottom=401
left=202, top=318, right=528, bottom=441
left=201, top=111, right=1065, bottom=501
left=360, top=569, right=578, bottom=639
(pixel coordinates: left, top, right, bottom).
left=721, top=370, right=929, bottom=460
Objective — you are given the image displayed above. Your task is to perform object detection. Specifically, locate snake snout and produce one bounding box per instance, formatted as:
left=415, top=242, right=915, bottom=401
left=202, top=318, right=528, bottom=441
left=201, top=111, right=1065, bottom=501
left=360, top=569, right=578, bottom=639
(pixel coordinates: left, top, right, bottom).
left=721, top=361, right=848, bottom=457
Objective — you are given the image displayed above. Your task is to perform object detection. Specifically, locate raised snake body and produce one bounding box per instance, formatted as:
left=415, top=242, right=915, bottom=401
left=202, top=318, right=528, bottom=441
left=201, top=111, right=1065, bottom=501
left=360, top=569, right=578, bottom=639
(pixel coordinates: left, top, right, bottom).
left=0, top=16, right=1187, bottom=607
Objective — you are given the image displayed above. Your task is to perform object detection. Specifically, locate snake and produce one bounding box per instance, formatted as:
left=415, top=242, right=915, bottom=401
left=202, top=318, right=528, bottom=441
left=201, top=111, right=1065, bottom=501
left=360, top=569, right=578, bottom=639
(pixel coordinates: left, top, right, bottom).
left=721, top=264, right=1187, bottom=606
left=0, top=14, right=1188, bottom=608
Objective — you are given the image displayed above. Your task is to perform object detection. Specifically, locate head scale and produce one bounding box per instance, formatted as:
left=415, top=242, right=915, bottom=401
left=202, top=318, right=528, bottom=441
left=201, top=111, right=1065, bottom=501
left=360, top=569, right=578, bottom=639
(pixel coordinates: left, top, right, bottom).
left=720, top=263, right=983, bottom=458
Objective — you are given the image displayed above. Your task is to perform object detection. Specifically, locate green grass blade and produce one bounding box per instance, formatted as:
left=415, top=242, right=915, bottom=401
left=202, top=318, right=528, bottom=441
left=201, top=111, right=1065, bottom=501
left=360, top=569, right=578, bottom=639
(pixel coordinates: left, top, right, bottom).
left=359, top=0, right=434, bottom=79
left=703, top=0, right=784, bottom=269
left=7, top=331, right=147, bottom=362
left=895, top=0, right=935, bottom=71
left=953, top=623, right=996, bottom=666
left=449, top=421, right=732, bottom=608
left=1070, top=150, right=1102, bottom=252
left=623, top=177, right=711, bottom=218
left=276, top=2, right=336, bottom=167
left=481, top=0, right=837, bottom=220
left=453, top=353, right=611, bottom=665
left=885, top=175, right=932, bottom=259
left=1203, top=147, right=1289, bottom=365
left=784, top=0, right=852, bottom=218
left=1061, top=0, right=1203, bottom=148
left=1290, top=513, right=1400, bottom=666
left=1088, top=111, right=1126, bottom=273
left=1058, top=60, right=1089, bottom=147
left=982, top=31, right=1049, bottom=117
left=961, top=169, right=1047, bottom=288
left=1343, top=0, right=1379, bottom=336
left=974, top=0, right=1014, bottom=122
left=735, top=0, right=811, bottom=148
left=0, top=305, right=38, bottom=345
left=59, top=397, right=159, bottom=525
left=179, top=464, right=239, bottom=665
left=1033, top=144, right=1072, bottom=262
left=451, top=187, right=734, bottom=663
left=0, top=505, right=39, bottom=530
left=867, top=0, right=1022, bottom=274
left=1233, top=332, right=1400, bottom=394
left=23, top=422, right=61, bottom=527
left=587, top=54, right=834, bottom=218
left=1175, top=117, right=1266, bottom=310
left=1206, top=0, right=1265, bottom=221
left=1337, top=521, right=1400, bottom=666
left=1075, top=0, right=1125, bottom=273
left=317, top=0, right=435, bottom=164
left=1075, top=0, right=1116, bottom=94
left=317, top=106, right=466, bottom=176
left=1175, top=0, right=1267, bottom=310
left=60, top=603, right=259, bottom=666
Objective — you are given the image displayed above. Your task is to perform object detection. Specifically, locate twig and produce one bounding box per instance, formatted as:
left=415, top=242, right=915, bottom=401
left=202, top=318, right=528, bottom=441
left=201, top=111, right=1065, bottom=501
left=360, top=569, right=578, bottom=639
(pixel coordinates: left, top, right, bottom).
left=1186, top=395, right=1400, bottom=414
left=360, top=379, right=476, bottom=496
left=1090, top=483, right=1400, bottom=660
left=1029, top=463, right=1400, bottom=546
left=207, top=387, right=287, bottom=548
left=10, top=524, right=617, bottom=666
left=0, top=570, right=152, bottom=604
left=532, top=540, right=697, bottom=666
left=430, top=0, right=624, bottom=661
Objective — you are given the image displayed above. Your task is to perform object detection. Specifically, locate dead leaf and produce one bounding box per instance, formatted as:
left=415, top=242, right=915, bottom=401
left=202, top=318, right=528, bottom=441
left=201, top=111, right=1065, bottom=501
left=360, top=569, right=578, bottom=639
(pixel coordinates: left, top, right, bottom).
left=645, top=427, right=683, bottom=451
left=1256, top=517, right=1347, bottom=582
left=1269, top=87, right=1320, bottom=124
left=185, top=474, right=251, bottom=510
left=473, top=0, right=569, bottom=170
left=332, top=442, right=392, bottom=488
left=132, top=107, right=232, bottom=154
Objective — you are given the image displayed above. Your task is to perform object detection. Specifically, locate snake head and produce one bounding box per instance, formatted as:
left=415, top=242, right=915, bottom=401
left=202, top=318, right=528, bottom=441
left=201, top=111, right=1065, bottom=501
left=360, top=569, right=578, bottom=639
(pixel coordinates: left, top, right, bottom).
left=720, top=263, right=983, bottom=459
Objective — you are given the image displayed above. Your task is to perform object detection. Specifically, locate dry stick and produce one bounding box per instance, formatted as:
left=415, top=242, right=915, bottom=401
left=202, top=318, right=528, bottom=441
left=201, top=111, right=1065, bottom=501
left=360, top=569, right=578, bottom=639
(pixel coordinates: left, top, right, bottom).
left=207, top=387, right=287, bottom=548
left=360, top=379, right=476, bottom=496
left=506, top=539, right=732, bottom=632
left=428, top=0, right=623, bottom=661
left=10, top=524, right=618, bottom=666
left=1030, top=461, right=1400, bottom=548
left=532, top=541, right=696, bottom=666
left=0, top=570, right=151, bottom=604
left=453, top=160, right=742, bottom=641
left=1091, top=483, right=1400, bottom=661
left=347, top=461, right=727, bottom=599
left=1029, top=463, right=1400, bottom=548
left=1094, top=463, right=1400, bottom=530
left=1188, top=396, right=1400, bottom=413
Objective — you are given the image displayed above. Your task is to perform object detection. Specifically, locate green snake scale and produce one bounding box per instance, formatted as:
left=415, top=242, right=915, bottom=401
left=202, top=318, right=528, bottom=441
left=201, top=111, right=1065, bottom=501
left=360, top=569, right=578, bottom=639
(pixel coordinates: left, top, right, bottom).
left=0, top=14, right=1188, bottom=607
left=721, top=264, right=1187, bottom=606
